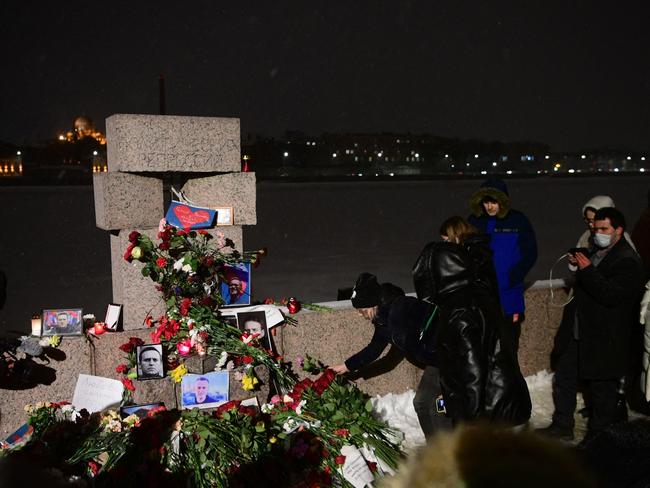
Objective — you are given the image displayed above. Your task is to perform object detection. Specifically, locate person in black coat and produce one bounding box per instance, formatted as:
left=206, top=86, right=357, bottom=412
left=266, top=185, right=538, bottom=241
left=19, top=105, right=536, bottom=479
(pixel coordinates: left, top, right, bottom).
left=539, top=207, right=645, bottom=441
left=331, top=273, right=448, bottom=436
left=413, top=241, right=531, bottom=426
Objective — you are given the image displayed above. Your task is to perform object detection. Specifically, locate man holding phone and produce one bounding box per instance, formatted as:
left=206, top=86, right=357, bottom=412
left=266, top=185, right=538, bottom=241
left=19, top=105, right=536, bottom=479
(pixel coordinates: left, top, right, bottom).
left=539, top=207, right=644, bottom=442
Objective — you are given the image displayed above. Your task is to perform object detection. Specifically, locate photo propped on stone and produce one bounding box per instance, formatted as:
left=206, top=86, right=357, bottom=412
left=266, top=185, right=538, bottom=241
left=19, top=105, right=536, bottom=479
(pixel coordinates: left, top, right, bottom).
left=136, top=344, right=165, bottom=380
left=236, top=310, right=272, bottom=349
left=181, top=372, right=229, bottom=409
left=220, top=263, right=251, bottom=306
left=41, top=308, right=84, bottom=336
left=120, top=402, right=165, bottom=420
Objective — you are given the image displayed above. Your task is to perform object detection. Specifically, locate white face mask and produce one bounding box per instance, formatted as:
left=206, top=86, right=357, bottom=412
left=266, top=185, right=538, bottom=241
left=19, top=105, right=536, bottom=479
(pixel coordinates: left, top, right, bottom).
left=593, top=233, right=613, bottom=248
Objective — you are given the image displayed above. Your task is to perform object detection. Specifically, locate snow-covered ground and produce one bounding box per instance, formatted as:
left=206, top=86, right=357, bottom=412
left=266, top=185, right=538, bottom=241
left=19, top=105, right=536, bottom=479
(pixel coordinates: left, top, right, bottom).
left=372, top=370, right=588, bottom=450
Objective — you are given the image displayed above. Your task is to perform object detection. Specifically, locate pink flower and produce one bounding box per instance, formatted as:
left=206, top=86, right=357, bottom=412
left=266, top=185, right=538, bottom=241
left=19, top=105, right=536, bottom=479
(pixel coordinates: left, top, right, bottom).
left=216, top=231, right=226, bottom=248
left=158, top=218, right=167, bottom=232
left=177, top=339, right=191, bottom=356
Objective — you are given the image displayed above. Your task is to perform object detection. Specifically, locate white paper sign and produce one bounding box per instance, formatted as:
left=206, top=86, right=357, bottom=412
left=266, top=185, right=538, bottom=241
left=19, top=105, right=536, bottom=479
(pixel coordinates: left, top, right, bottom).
left=220, top=304, right=285, bottom=328
left=340, top=445, right=375, bottom=488
left=72, top=374, right=124, bottom=413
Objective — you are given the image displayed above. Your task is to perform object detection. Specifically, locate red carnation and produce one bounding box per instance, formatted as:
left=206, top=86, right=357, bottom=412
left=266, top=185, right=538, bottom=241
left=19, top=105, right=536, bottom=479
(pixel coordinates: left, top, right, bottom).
left=128, top=231, right=141, bottom=243
left=121, top=378, right=135, bottom=391
left=242, top=355, right=254, bottom=364
left=367, top=461, right=378, bottom=472
left=115, top=364, right=128, bottom=374
left=123, top=243, right=135, bottom=262
left=156, top=257, right=167, bottom=268
left=214, top=400, right=240, bottom=417
left=335, top=455, right=346, bottom=465
left=198, top=229, right=208, bottom=235
left=159, top=241, right=170, bottom=250
left=334, top=428, right=350, bottom=437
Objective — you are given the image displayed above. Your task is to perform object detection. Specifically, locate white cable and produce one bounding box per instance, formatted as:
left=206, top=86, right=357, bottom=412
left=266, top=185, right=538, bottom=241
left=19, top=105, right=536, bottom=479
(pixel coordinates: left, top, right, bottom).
left=548, top=253, right=574, bottom=308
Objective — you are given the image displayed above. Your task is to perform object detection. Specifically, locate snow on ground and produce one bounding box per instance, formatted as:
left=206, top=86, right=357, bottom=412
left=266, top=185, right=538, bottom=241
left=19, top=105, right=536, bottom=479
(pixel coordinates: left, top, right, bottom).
left=371, top=370, right=589, bottom=450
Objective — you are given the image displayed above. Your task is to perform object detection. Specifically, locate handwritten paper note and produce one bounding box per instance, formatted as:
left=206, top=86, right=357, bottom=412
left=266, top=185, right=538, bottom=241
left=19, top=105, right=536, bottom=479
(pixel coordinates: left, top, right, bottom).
left=72, top=374, right=124, bottom=413
left=340, top=444, right=375, bottom=488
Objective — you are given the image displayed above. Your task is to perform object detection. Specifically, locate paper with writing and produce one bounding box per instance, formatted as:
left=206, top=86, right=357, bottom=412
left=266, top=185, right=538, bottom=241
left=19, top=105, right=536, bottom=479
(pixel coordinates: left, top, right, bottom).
left=72, top=374, right=124, bottom=413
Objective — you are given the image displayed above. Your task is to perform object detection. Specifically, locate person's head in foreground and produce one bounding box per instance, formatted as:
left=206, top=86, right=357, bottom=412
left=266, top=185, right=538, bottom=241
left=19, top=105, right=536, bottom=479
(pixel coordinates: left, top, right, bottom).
left=380, top=423, right=596, bottom=488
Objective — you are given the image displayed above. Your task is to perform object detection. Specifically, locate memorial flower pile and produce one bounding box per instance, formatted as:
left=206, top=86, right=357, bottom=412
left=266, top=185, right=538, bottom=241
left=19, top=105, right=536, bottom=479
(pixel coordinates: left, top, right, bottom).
left=124, top=224, right=265, bottom=310
left=9, top=369, right=402, bottom=487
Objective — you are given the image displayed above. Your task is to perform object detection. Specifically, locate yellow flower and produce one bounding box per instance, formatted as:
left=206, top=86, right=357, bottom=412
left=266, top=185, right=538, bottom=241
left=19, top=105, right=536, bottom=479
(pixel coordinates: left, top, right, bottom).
left=241, top=374, right=259, bottom=391
left=48, top=335, right=61, bottom=347
left=170, top=364, right=188, bottom=383
left=269, top=436, right=278, bottom=444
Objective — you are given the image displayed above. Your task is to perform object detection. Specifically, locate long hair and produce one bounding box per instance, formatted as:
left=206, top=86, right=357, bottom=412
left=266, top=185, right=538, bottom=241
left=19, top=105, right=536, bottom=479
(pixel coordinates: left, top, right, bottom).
left=439, top=216, right=479, bottom=244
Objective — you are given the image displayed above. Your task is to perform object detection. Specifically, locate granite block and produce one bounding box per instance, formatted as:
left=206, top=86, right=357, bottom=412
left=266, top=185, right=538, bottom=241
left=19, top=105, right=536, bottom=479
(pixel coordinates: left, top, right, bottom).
left=93, top=172, right=163, bottom=230
left=110, top=226, right=243, bottom=330
left=181, top=172, right=257, bottom=225
left=276, top=309, right=422, bottom=397
left=106, top=114, right=240, bottom=173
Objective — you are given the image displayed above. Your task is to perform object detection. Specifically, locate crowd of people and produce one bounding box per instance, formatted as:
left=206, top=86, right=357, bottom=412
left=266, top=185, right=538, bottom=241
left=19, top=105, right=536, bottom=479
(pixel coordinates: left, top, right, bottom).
left=334, top=178, right=650, bottom=484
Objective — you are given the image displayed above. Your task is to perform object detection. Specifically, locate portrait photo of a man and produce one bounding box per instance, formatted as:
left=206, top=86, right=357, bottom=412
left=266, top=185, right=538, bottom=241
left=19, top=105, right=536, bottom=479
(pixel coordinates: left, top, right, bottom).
left=237, top=311, right=271, bottom=348
left=42, top=308, right=83, bottom=336
left=181, top=372, right=229, bottom=409
left=136, top=344, right=165, bottom=380
left=220, top=263, right=251, bottom=306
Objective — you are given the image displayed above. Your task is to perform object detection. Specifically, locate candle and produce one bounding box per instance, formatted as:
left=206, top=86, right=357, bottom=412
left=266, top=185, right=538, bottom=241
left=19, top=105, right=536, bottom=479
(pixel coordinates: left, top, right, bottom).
left=31, top=315, right=42, bottom=336
left=93, top=322, right=106, bottom=335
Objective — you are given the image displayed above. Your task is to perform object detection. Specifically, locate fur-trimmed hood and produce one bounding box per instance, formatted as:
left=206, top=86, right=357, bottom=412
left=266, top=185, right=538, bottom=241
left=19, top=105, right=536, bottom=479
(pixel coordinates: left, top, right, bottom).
left=469, top=178, right=511, bottom=218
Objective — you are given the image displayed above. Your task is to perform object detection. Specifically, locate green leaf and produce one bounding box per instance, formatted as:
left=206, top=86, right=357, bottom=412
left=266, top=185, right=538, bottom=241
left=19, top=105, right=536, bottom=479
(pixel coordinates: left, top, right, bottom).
left=365, top=399, right=374, bottom=412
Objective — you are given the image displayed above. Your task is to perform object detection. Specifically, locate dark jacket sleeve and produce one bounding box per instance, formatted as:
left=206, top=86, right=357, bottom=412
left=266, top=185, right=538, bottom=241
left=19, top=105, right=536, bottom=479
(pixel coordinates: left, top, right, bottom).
left=510, top=212, right=537, bottom=285
left=344, top=328, right=389, bottom=372
left=577, top=256, right=643, bottom=307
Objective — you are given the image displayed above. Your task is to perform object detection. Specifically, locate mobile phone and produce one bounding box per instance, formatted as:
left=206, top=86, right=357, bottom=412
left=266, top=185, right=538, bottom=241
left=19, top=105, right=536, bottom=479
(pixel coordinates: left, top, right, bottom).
left=568, top=247, right=589, bottom=256
left=435, top=395, right=446, bottom=414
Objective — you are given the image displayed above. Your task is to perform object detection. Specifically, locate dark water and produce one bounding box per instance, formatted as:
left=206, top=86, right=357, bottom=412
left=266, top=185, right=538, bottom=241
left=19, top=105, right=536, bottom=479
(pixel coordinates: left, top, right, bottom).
left=1, top=175, right=649, bottom=334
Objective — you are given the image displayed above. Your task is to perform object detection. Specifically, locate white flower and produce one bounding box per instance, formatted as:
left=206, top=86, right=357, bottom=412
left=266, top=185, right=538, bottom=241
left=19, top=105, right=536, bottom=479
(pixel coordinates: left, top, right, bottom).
left=261, top=403, right=275, bottom=414
left=216, top=351, right=228, bottom=368
left=182, top=264, right=193, bottom=273
left=295, top=400, right=306, bottom=415
left=173, top=258, right=184, bottom=271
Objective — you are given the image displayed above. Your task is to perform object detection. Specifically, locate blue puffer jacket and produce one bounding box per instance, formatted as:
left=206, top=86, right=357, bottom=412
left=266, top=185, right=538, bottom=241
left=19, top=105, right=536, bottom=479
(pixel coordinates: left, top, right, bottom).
left=468, top=178, right=537, bottom=315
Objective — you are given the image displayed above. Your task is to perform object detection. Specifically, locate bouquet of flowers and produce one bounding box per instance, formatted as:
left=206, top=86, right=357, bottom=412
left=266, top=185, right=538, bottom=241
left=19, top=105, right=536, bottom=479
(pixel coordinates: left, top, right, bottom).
left=124, top=224, right=265, bottom=310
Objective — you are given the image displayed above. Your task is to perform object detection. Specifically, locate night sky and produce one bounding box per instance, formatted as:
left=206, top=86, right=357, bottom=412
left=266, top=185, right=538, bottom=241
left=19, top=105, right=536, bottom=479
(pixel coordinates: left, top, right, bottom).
left=2, top=1, right=649, bottom=151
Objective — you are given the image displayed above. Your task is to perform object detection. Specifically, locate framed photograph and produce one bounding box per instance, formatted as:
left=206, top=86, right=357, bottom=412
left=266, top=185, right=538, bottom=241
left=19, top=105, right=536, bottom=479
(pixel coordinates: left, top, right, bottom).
left=42, top=308, right=83, bottom=336
left=181, top=372, right=229, bottom=410
left=236, top=310, right=271, bottom=348
left=215, top=206, right=234, bottom=226
left=136, top=344, right=165, bottom=380
left=220, top=263, right=251, bottom=307
left=120, top=402, right=165, bottom=420
left=104, top=303, right=122, bottom=331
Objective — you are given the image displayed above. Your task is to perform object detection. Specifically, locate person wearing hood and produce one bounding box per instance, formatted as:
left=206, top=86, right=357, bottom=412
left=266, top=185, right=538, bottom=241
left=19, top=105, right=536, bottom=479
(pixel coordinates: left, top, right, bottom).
left=538, top=207, right=644, bottom=441
left=412, top=241, right=532, bottom=426
left=331, top=273, right=448, bottom=436
left=575, top=195, right=636, bottom=251
left=468, top=178, right=537, bottom=356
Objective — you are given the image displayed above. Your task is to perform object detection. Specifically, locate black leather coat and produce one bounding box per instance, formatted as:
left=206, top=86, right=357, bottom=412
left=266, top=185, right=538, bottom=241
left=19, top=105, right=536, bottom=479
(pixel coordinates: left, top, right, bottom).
left=413, top=242, right=531, bottom=425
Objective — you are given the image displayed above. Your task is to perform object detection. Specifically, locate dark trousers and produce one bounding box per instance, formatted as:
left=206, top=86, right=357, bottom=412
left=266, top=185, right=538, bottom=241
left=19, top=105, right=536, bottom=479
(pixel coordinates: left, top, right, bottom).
left=413, top=365, right=452, bottom=437
left=552, top=338, right=620, bottom=433
left=504, top=313, right=524, bottom=357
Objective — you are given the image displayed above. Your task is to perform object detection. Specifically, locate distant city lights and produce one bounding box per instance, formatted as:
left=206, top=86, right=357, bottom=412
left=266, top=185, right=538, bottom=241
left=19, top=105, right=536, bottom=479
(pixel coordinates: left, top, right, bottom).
left=506, top=170, right=513, bottom=175
left=474, top=154, right=479, bottom=158
left=283, top=152, right=289, bottom=157
left=492, top=162, right=497, bottom=167
left=581, top=155, right=586, bottom=159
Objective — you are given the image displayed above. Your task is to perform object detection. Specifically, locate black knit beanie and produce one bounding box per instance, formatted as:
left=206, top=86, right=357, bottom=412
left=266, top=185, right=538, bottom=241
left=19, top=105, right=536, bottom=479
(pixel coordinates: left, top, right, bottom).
left=351, top=272, right=381, bottom=308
